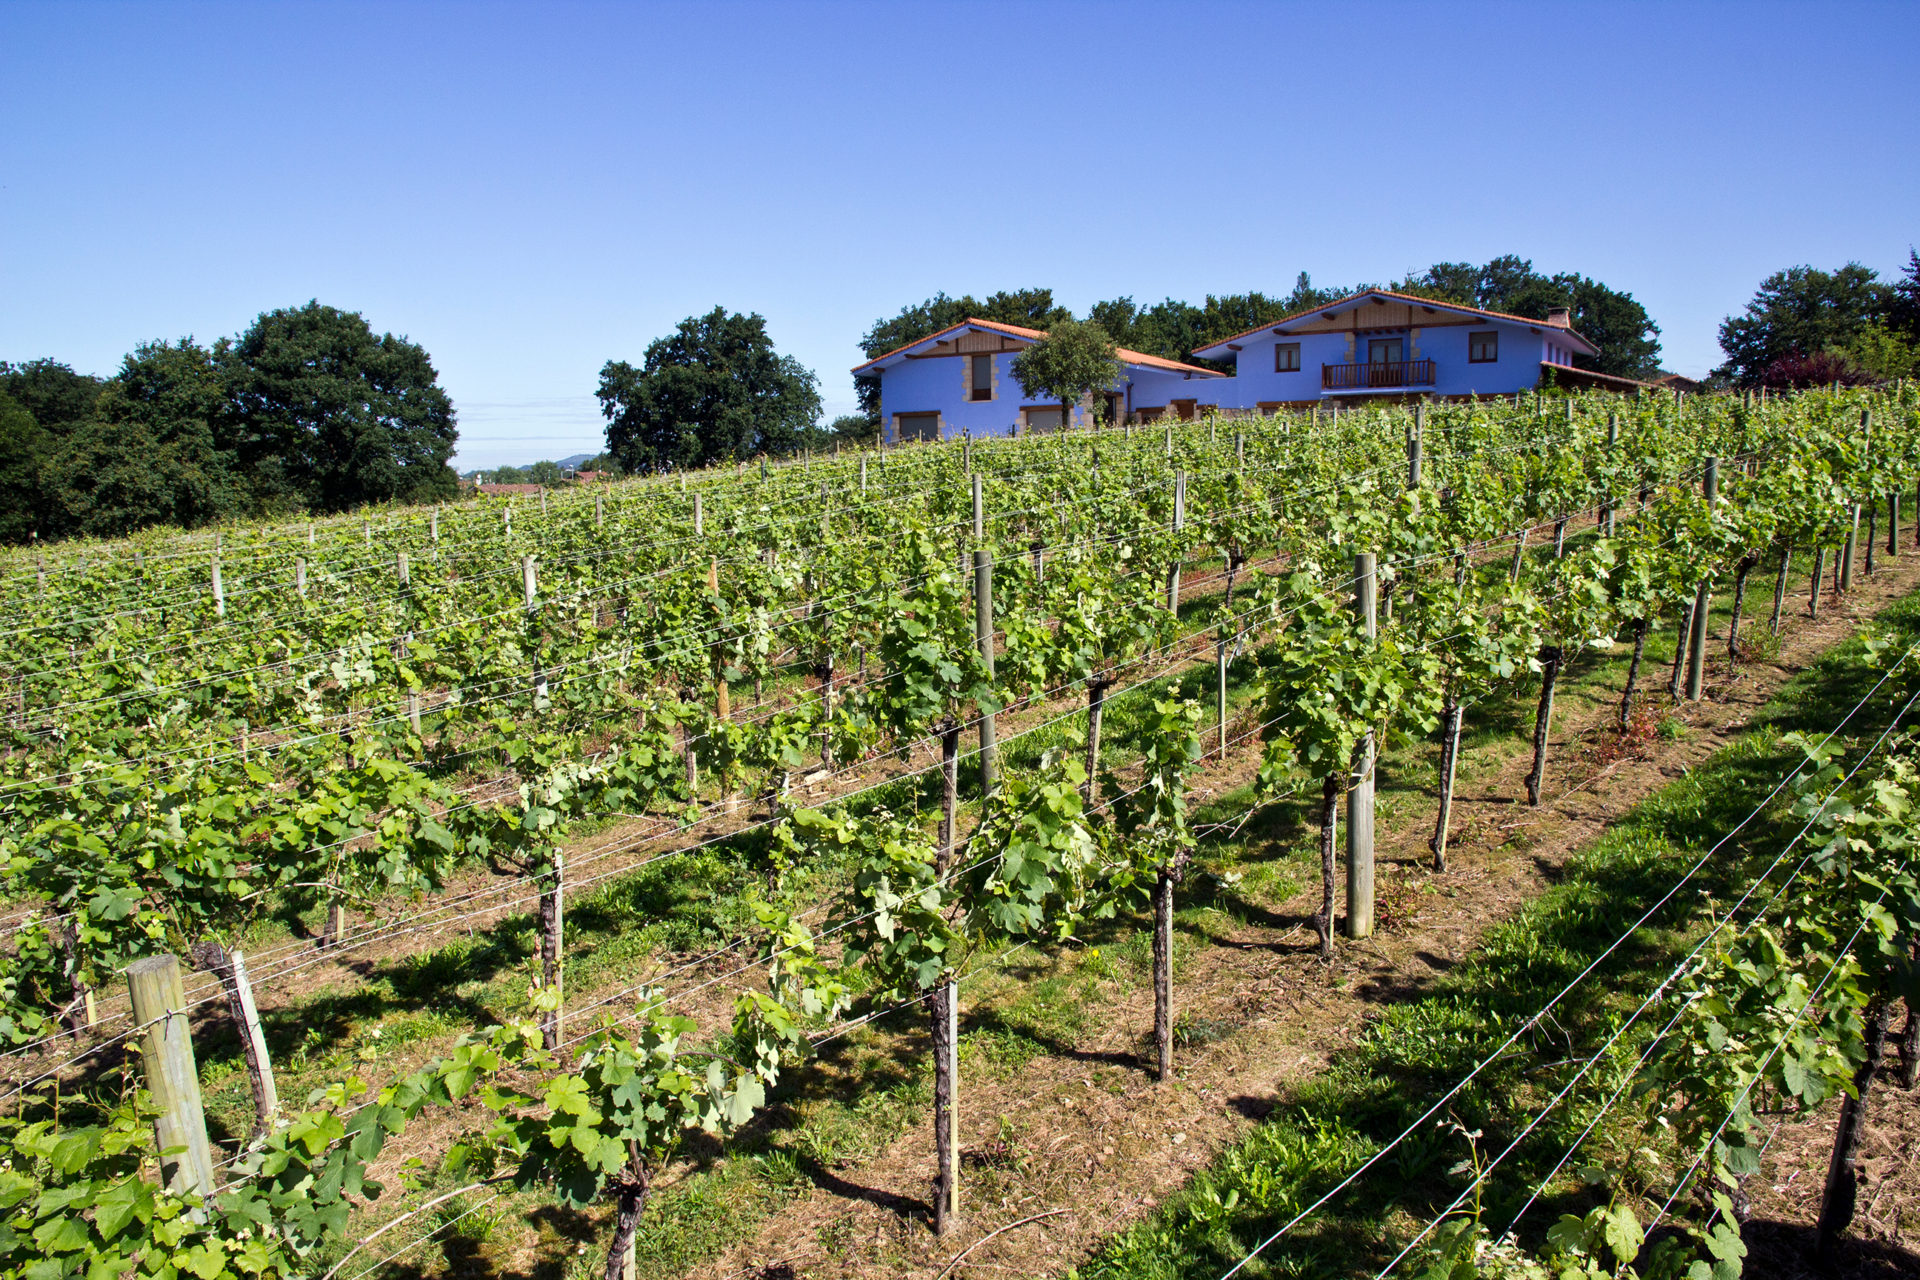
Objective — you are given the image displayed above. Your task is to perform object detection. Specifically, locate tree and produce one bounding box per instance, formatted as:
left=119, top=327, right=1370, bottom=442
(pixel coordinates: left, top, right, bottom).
left=0, top=358, right=103, bottom=433
left=0, top=391, right=52, bottom=543
left=44, top=339, right=246, bottom=538
left=854, top=288, right=1070, bottom=420
left=1009, top=319, right=1121, bottom=431
left=223, top=301, right=459, bottom=512
left=1840, top=323, right=1920, bottom=381
left=1086, top=293, right=1294, bottom=371
left=1889, top=249, right=1920, bottom=344
left=598, top=308, right=821, bottom=473
left=1397, top=257, right=1663, bottom=379
left=527, top=459, right=565, bottom=487
left=828, top=412, right=879, bottom=447
left=1716, top=263, right=1890, bottom=384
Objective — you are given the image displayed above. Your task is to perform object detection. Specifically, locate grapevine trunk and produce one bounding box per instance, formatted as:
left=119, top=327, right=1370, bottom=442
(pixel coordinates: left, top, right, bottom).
left=1526, top=645, right=1562, bottom=807
left=1817, top=996, right=1897, bottom=1264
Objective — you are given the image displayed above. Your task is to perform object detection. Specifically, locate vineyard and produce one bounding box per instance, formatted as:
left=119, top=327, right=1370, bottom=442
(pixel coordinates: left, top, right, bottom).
left=5, top=385, right=1920, bottom=1280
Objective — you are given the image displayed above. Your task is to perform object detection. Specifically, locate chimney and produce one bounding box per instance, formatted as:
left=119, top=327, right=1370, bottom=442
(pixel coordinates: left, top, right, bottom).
left=1545, top=306, right=1571, bottom=328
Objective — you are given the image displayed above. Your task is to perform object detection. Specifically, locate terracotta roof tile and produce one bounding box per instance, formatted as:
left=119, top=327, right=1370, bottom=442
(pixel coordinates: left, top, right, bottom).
left=1193, top=289, right=1600, bottom=359
left=851, top=317, right=1222, bottom=377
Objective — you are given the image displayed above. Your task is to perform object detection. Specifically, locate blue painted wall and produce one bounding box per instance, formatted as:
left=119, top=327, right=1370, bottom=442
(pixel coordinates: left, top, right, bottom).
left=876, top=350, right=1227, bottom=440
left=1208, top=318, right=1565, bottom=406
left=868, top=318, right=1585, bottom=440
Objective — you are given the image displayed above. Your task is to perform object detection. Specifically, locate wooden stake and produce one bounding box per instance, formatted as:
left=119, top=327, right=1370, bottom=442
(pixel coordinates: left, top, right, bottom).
left=1166, top=471, right=1186, bottom=611
left=1345, top=553, right=1376, bottom=939
left=1686, top=457, right=1718, bottom=701
left=127, top=955, right=215, bottom=1198
left=975, top=550, right=996, bottom=791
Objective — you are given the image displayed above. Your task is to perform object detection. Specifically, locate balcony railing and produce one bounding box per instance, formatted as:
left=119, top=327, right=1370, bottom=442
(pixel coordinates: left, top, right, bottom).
left=1321, top=358, right=1437, bottom=391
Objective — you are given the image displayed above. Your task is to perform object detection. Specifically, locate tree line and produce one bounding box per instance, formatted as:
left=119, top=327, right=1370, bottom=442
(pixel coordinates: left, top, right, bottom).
left=1714, top=249, right=1920, bottom=386
left=0, top=301, right=459, bottom=544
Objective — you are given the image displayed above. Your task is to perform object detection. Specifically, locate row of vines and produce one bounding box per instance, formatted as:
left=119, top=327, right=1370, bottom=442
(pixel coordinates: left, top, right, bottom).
left=2, top=383, right=1916, bottom=1279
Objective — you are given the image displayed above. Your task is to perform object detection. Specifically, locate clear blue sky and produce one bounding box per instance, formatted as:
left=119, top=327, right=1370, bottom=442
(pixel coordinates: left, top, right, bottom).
left=3, top=1, right=1915, bottom=470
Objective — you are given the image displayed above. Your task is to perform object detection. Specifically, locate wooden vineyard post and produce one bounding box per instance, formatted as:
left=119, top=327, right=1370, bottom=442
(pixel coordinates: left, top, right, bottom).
left=1686, top=457, right=1718, bottom=701
left=1164, top=424, right=1173, bottom=457
left=1841, top=504, right=1859, bottom=594
left=192, top=941, right=279, bottom=1136
left=1890, top=490, right=1901, bottom=560
left=708, top=556, right=728, bottom=723
left=693, top=493, right=704, bottom=536
left=1235, top=431, right=1245, bottom=467
left=860, top=455, right=868, bottom=496
left=1407, top=404, right=1424, bottom=493
left=975, top=550, right=997, bottom=791
left=539, top=847, right=565, bottom=1051
left=211, top=556, right=224, bottom=618
left=396, top=549, right=409, bottom=587
left=1605, top=414, right=1620, bottom=536
left=431, top=505, right=439, bottom=550
left=931, top=720, right=963, bottom=1235
left=1166, top=470, right=1187, bottom=612
left=524, top=556, right=547, bottom=706
left=972, top=472, right=984, bottom=544
left=1216, top=640, right=1229, bottom=760
left=295, top=557, right=307, bottom=598
left=1346, top=552, right=1377, bottom=939
left=963, top=430, right=972, bottom=474
left=127, top=955, right=215, bottom=1199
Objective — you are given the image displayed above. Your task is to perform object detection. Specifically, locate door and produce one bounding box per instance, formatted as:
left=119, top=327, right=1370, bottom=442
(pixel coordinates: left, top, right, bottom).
left=1368, top=338, right=1404, bottom=387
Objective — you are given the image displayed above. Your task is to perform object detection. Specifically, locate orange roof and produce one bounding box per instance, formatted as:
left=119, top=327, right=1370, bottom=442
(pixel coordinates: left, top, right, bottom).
left=851, top=317, right=1223, bottom=377
left=1191, top=289, right=1600, bottom=359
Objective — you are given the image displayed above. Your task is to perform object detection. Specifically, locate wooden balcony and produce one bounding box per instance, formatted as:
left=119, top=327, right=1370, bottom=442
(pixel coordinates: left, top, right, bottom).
left=1321, top=358, right=1437, bottom=391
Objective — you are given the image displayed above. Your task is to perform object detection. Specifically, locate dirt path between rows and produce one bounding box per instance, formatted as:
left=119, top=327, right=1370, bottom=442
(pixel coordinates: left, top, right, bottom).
left=675, top=554, right=1920, bottom=1280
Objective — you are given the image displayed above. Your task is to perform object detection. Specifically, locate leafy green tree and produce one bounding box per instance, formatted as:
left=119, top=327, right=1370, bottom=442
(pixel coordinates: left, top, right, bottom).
left=43, top=339, right=247, bottom=538
left=0, top=358, right=103, bottom=432
left=598, top=307, right=821, bottom=472
left=1841, top=322, right=1920, bottom=381
left=1397, top=256, right=1663, bottom=379
left=1889, top=249, right=1920, bottom=344
left=1009, top=318, right=1121, bottom=431
left=527, top=459, right=565, bottom=487
left=827, top=411, right=879, bottom=447
left=1087, top=294, right=1293, bottom=371
left=0, top=390, right=52, bottom=543
left=854, top=288, right=1069, bottom=419
left=224, top=300, right=459, bottom=512
left=1716, top=263, right=1891, bottom=384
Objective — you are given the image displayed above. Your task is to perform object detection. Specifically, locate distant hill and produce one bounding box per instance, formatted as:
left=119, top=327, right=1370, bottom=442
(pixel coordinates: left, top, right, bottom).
left=556, top=453, right=593, bottom=470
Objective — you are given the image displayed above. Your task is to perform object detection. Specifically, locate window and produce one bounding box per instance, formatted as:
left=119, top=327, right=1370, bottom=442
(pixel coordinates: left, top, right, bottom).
left=969, top=354, right=993, bottom=401
left=896, top=412, right=940, bottom=442
left=1469, top=331, right=1498, bottom=363
left=1274, top=342, right=1301, bottom=373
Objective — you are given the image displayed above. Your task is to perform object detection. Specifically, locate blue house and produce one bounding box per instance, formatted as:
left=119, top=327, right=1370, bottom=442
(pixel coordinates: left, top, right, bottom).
left=851, top=291, right=1637, bottom=440
left=851, top=318, right=1227, bottom=442
left=1182, top=289, right=1608, bottom=411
